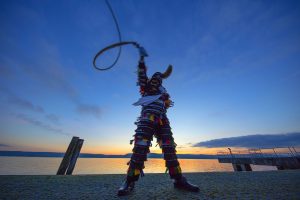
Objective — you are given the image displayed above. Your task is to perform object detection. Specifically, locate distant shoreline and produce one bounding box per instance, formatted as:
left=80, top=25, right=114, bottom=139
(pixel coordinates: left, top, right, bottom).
left=0, top=151, right=217, bottom=159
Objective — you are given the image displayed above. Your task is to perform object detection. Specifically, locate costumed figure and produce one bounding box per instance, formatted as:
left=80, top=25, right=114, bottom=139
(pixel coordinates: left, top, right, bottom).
left=117, top=46, right=200, bottom=196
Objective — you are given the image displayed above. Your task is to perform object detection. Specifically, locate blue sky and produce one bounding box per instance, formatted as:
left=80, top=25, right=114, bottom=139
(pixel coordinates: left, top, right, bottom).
left=0, top=0, right=299, bottom=154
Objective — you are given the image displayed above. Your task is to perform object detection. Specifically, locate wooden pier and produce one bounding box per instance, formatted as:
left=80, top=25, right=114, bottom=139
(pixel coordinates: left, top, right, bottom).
left=218, top=147, right=300, bottom=171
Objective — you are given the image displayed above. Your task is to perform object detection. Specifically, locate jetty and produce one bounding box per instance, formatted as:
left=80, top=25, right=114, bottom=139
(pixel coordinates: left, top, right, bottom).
left=218, top=147, right=300, bottom=171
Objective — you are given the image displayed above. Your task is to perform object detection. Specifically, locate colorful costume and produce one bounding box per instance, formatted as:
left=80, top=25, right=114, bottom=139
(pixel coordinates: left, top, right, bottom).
left=118, top=48, right=199, bottom=196
left=126, top=58, right=182, bottom=182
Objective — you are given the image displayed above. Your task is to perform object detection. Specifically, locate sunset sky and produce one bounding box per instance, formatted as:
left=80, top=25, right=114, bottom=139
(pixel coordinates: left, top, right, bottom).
left=0, top=0, right=299, bottom=155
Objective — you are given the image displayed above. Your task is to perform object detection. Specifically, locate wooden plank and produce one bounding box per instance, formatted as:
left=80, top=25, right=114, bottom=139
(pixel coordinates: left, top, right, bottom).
left=57, top=136, right=79, bottom=175
left=66, top=139, right=84, bottom=175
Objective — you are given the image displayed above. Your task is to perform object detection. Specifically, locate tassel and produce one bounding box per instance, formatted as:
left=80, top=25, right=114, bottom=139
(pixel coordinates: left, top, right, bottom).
left=131, top=168, right=135, bottom=176
left=141, top=169, right=145, bottom=177
left=165, top=168, right=169, bottom=173
left=159, top=118, right=163, bottom=125
left=149, top=115, right=154, bottom=121
left=178, top=166, right=182, bottom=173
left=134, top=169, right=140, bottom=176
left=140, top=87, right=145, bottom=94
left=128, top=168, right=134, bottom=176
left=158, top=140, right=162, bottom=148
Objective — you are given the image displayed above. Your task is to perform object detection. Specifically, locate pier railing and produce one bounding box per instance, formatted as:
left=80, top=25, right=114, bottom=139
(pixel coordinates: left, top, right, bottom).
left=217, top=147, right=300, bottom=171
left=217, top=147, right=299, bottom=158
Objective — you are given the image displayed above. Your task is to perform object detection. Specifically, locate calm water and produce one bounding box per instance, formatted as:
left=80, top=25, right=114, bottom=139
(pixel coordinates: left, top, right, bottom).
left=0, top=157, right=277, bottom=175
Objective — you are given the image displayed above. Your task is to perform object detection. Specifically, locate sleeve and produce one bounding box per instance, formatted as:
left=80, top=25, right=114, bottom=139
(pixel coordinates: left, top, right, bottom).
left=137, top=58, right=148, bottom=96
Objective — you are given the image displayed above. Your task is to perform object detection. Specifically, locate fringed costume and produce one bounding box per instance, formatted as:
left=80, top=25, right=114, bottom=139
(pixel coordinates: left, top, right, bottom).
left=118, top=50, right=199, bottom=196
left=126, top=58, right=182, bottom=182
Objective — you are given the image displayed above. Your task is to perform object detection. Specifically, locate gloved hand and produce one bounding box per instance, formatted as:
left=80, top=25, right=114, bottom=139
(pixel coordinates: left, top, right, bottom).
left=139, top=46, right=148, bottom=57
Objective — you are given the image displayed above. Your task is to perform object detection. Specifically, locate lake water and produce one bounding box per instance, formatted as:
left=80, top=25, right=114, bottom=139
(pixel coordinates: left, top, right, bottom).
left=0, top=157, right=277, bottom=175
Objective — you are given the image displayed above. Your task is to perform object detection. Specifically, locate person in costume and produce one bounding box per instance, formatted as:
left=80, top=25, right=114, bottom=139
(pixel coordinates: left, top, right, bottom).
left=118, top=46, right=200, bottom=196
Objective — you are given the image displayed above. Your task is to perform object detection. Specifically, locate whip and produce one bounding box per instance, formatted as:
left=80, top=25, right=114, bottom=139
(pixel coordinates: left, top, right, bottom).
left=93, top=0, right=142, bottom=71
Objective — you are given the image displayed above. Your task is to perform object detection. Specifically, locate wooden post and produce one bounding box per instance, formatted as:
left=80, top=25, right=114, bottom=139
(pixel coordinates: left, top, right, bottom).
left=232, top=163, right=242, bottom=171
left=57, top=136, right=79, bottom=175
left=244, top=164, right=252, bottom=171
left=66, top=139, right=84, bottom=175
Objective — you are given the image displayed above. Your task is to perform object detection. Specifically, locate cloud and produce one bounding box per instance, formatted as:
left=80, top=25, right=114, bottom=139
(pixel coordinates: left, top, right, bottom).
left=16, top=113, right=71, bottom=136
left=8, top=95, right=44, bottom=113
left=20, top=40, right=79, bottom=101
left=1, top=3, right=104, bottom=121
left=76, top=104, right=102, bottom=118
left=0, top=144, right=11, bottom=147
left=0, top=87, right=67, bottom=129
left=45, top=114, right=60, bottom=124
left=176, top=142, right=193, bottom=149
left=193, top=133, right=300, bottom=148
left=0, top=39, right=102, bottom=120
left=0, top=87, right=44, bottom=113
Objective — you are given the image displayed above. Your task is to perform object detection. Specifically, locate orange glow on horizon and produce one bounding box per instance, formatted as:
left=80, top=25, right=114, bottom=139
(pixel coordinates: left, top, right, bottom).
left=83, top=146, right=248, bottom=155
left=2, top=141, right=248, bottom=155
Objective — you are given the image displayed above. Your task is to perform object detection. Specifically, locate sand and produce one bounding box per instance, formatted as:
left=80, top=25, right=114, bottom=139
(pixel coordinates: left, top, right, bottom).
left=0, top=170, right=299, bottom=199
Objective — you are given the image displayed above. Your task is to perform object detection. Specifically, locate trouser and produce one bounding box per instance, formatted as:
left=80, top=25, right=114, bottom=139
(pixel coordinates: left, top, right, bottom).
left=126, top=110, right=182, bottom=182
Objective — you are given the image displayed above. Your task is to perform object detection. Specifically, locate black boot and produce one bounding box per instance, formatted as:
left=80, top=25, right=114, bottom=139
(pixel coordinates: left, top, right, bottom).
left=117, top=180, right=135, bottom=196
left=174, top=176, right=200, bottom=192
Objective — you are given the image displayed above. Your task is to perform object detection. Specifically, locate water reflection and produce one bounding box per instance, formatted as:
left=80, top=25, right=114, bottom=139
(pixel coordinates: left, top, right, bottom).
left=0, top=157, right=277, bottom=175
left=74, top=158, right=234, bottom=174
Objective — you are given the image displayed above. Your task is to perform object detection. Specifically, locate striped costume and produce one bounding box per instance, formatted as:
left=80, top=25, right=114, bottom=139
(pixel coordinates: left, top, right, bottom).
left=126, top=59, right=182, bottom=182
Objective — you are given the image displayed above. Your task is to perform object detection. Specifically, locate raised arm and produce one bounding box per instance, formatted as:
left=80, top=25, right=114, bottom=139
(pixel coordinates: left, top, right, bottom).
left=137, top=56, right=148, bottom=96
left=135, top=46, right=149, bottom=96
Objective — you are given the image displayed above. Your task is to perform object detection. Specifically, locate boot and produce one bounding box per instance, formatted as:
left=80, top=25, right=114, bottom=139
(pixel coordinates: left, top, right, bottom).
left=174, top=176, right=200, bottom=192
left=117, top=180, right=135, bottom=196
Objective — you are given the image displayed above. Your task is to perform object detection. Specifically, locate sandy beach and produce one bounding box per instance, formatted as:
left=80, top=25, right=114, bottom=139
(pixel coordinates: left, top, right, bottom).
left=0, top=170, right=299, bottom=199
